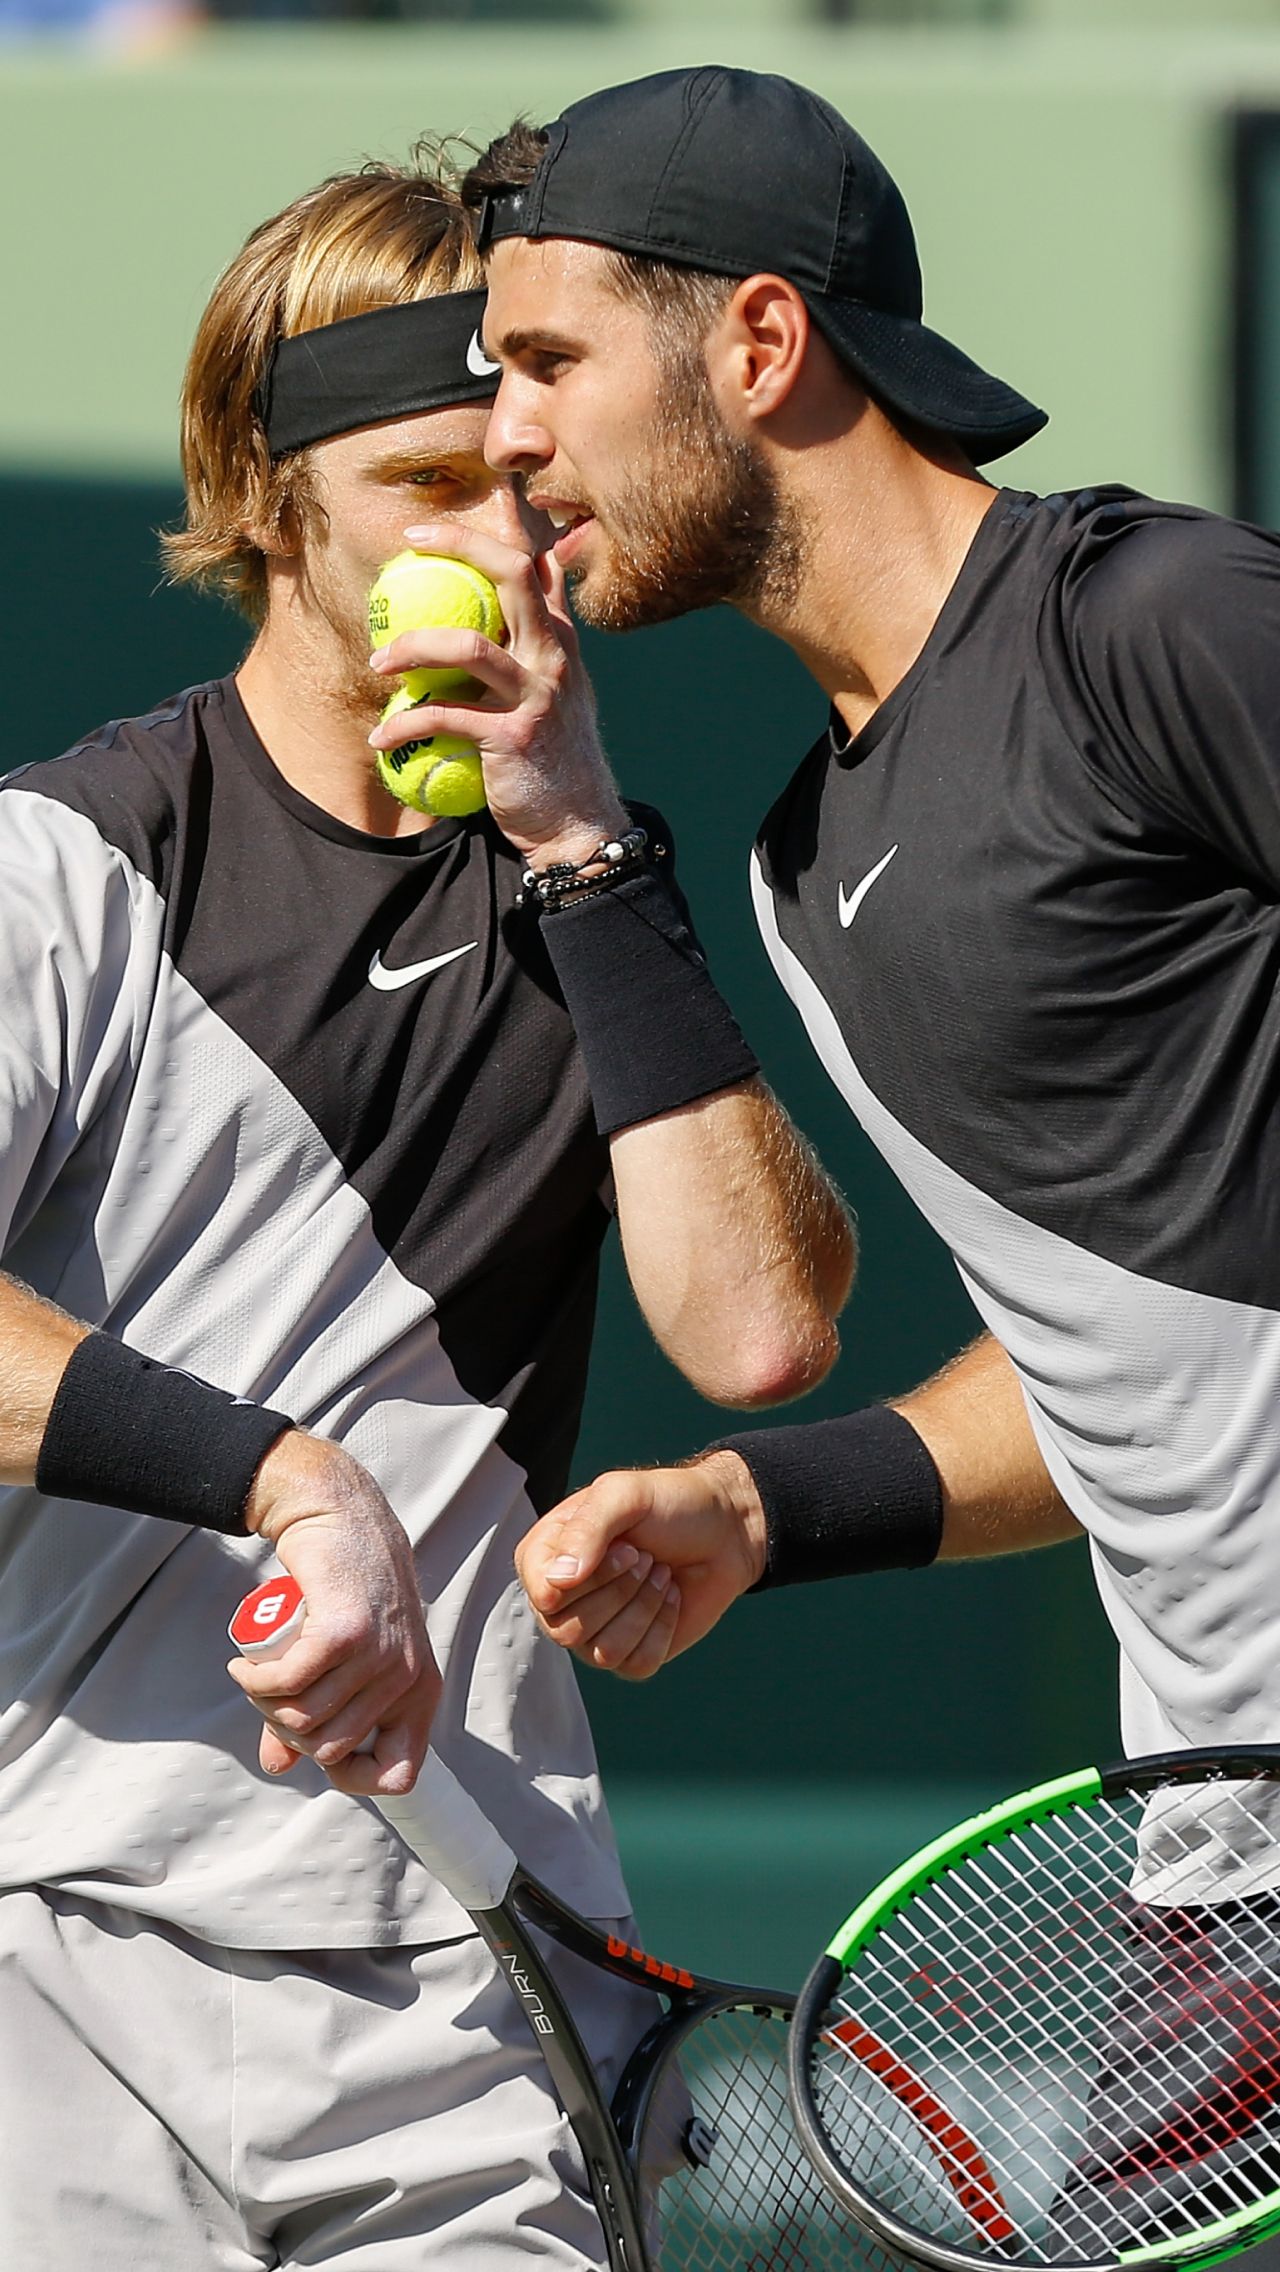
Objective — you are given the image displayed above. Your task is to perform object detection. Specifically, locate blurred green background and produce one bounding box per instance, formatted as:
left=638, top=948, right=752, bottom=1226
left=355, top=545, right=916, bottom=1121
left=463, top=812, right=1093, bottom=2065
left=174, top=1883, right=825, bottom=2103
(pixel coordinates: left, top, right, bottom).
left=4, top=0, right=1279, bottom=1983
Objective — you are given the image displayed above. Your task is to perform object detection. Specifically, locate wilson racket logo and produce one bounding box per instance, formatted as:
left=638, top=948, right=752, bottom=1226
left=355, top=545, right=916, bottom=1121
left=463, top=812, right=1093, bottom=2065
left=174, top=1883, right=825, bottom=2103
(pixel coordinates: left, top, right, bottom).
left=683, top=2114, right=720, bottom=2170
left=228, top=1574, right=304, bottom=1650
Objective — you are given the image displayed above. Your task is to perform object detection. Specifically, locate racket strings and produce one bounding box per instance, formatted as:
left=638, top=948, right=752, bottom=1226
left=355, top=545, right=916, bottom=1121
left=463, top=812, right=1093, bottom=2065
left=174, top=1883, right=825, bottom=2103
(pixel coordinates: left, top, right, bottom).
left=859, top=1817, right=1273, bottom=2244
left=808, top=1779, right=1280, bottom=2265
left=899, top=1836, right=1224, bottom=2176
left=889, top=1809, right=1280, bottom=2198
left=635, top=2003, right=900, bottom=2272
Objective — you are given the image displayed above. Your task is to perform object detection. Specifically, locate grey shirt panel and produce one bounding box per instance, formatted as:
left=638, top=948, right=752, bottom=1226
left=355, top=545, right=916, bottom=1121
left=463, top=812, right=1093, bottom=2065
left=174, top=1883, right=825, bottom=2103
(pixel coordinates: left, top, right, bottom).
left=0, top=733, right=629, bottom=1945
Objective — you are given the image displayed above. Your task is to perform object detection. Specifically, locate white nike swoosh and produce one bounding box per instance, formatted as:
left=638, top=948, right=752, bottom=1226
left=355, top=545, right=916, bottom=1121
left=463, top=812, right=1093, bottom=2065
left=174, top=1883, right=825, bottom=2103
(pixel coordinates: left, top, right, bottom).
left=838, top=843, right=898, bottom=930
left=466, top=330, right=502, bottom=377
left=368, top=941, right=478, bottom=991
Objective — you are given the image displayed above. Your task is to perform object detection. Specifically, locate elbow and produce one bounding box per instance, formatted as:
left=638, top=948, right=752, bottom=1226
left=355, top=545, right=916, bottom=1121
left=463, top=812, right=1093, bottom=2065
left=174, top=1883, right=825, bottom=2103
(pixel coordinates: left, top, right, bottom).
left=823, top=1210, right=858, bottom=1322
left=702, top=1312, right=843, bottom=1411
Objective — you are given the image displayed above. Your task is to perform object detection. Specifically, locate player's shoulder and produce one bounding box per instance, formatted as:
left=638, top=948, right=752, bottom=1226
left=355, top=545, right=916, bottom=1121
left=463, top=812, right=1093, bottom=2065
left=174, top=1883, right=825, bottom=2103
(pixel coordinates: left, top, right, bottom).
left=1053, top=489, right=1280, bottom=649
left=1, top=678, right=228, bottom=889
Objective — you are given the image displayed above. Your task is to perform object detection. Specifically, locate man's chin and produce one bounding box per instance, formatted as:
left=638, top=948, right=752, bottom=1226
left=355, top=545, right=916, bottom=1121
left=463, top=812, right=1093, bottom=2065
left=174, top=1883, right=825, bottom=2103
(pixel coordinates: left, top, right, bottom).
left=569, top=559, right=694, bottom=635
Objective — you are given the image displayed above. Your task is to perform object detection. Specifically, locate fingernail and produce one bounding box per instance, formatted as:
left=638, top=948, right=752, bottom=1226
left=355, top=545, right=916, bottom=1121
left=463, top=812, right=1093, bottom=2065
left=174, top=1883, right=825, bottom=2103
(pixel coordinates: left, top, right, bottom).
left=604, top=1544, right=639, bottom=1575
left=368, top=728, right=385, bottom=749
left=649, top=1564, right=670, bottom=1590
left=632, top=1552, right=654, bottom=1583
left=664, top=1585, right=680, bottom=1608
left=548, top=1556, right=580, bottom=1582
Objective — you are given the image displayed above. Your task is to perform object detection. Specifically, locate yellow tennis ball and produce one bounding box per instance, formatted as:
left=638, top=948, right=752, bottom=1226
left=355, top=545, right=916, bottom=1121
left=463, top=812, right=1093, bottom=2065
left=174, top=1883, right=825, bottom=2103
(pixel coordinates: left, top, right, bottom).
left=376, top=698, right=486, bottom=819
left=367, top=551, right=505, bottom=702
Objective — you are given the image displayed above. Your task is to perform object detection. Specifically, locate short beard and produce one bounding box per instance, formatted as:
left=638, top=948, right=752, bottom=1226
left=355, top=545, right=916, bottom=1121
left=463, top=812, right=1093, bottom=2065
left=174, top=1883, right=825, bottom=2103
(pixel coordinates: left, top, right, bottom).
left=571, top=344, right=805, bottom=632
left=297, top=544, right=388, bottom=733
left=330, top=608, right=388, bottom=732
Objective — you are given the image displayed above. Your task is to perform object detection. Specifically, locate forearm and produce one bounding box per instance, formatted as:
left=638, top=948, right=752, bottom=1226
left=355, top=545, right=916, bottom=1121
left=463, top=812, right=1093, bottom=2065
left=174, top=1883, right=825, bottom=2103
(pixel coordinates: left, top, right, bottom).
left=722, top=1330, right=1078, bottom=1587
left=892, top=1333, right=1079, bottom=1559
left=0, top=1270, right=436, bottom=1786
left=0, top=1268, right=320, bottom=1541
left=0, top=1273, right=88, bottom=1484
left=610, top=1077, right=854, bottom=1407
left=516, top=1334, right=1080, bottom=1680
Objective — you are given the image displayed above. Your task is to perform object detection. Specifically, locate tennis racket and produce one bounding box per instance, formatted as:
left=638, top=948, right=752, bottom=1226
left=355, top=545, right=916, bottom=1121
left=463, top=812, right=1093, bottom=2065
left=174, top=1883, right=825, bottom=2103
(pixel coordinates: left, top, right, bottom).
left=231, top=1574, right=879, bottom=2272
left=788, top=1746, right=1280, bottom=2272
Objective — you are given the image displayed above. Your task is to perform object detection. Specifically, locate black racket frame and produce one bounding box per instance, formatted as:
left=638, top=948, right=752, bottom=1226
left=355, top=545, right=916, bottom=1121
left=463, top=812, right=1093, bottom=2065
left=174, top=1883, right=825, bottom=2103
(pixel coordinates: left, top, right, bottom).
left=475, top=1864, right=794, bottom=2272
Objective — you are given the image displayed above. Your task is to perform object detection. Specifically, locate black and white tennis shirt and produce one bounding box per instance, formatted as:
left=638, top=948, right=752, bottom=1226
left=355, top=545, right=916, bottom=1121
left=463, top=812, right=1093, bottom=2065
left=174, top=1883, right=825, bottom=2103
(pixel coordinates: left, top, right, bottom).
left=754, top=488, right=1280, bottom=1762
left=0, top=675, right=635, bottom=1947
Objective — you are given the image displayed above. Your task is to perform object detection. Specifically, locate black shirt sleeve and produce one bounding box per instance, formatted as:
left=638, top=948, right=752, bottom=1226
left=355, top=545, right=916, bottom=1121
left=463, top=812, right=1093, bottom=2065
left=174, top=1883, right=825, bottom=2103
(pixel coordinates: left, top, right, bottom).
left=1060, top=510, right=1280, bottom=895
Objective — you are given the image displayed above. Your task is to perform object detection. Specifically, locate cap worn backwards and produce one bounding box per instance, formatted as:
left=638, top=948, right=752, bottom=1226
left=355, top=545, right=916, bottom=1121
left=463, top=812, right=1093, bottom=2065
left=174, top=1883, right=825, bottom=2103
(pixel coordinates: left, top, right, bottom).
left=478, top=66, right=1046, bottom=465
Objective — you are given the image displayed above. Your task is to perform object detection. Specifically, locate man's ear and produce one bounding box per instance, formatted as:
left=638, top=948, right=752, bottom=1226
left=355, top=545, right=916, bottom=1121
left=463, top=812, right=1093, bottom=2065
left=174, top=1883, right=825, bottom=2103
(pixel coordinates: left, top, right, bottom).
left=243, top=455, right=323, bottom=563
left=242, top=507, right=302, bottom=562
left=709, top=274, right=810, bottom=424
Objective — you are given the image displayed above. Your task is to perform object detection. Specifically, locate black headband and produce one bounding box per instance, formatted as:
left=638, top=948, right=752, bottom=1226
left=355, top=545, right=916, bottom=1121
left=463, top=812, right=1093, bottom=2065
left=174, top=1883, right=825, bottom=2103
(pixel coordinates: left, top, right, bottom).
left=256, top=288, right=500, bottom=457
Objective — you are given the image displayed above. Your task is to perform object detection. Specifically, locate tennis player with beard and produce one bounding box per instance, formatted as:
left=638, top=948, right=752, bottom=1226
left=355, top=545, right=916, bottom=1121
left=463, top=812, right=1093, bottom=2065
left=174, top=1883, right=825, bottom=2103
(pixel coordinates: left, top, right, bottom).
left=401, top=70, right=1280, bottom=1787
left=0, top=147, right=852, bottom=2266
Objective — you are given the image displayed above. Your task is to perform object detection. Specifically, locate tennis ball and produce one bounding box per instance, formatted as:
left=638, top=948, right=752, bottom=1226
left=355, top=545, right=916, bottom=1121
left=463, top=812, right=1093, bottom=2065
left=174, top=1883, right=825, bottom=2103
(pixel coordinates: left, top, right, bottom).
left=368, top=551, right=505, bottom=703
left=375, top=691, right=486, bottom=818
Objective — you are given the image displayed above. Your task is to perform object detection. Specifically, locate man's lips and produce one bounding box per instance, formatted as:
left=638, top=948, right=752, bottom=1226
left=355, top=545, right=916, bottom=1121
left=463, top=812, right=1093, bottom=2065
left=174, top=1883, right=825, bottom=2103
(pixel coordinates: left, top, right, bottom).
left=529, top=498, right=596, bottom=565
left=551, top=517, right=594, bottom=566
left=529, top=496, right=591, bottom=534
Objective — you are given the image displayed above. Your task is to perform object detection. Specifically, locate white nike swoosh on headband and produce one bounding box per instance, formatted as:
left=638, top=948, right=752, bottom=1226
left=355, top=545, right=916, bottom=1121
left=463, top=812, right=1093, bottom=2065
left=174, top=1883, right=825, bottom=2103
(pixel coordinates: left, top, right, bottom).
left=466, top=331, right=502, bottom=377
left=368, top=941, right=478, bottom=991
left=838, top=843, right=898, bottom=929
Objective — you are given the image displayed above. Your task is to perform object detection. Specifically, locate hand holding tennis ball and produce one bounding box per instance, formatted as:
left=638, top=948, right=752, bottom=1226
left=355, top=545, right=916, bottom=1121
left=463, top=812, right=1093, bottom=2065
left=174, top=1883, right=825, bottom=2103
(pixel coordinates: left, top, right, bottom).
left=367, top=552, right=507, bottom=818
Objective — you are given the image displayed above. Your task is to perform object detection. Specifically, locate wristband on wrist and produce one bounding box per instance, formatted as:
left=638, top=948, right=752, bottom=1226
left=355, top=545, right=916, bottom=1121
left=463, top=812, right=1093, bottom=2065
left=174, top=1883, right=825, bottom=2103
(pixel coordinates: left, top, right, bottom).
left=538, top=864, right=760, bottom=1137
left=710, top=1405, right=944, bottom=1590
left=36, top=1332, right=293, bottom=1535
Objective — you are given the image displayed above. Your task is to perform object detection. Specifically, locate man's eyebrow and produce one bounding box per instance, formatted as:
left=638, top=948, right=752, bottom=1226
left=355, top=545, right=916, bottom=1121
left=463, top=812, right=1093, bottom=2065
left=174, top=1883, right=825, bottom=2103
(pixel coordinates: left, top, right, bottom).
left=363, top=443, right=480, bottom=478
left=495, top=325, right=584, bottom=359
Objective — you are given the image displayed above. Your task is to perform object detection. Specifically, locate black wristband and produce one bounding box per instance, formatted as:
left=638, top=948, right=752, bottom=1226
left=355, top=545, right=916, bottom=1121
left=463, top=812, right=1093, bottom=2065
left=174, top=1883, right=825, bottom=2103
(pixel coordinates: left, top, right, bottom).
left=712, top=1405, right=944, bottom=1589
left=37, top=1333, right=293, bottom=1535
left=538, top=866, right=759, bottom=1137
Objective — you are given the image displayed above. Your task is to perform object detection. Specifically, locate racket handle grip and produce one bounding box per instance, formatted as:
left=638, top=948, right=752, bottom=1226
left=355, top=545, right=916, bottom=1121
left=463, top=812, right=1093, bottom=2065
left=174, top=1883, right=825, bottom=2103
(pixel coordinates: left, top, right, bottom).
left=377, top=1753, right=517, bottom=1914
left=230, top=1577, right=516, bottom=1911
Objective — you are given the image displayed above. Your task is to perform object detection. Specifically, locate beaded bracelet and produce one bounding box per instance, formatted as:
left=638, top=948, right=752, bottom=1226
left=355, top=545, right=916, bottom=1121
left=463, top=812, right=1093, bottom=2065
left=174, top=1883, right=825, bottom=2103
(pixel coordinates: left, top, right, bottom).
left=516, top=827, right=661, bottom=913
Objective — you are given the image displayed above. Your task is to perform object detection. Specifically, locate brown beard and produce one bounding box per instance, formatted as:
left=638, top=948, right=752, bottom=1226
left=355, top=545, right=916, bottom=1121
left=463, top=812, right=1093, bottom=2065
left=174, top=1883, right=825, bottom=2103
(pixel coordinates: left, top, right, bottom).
left=296, top=548, right=390, bottom=733
left=569, top=344, right=806, bottom=632
left=331, top=610, right=389, bottom=733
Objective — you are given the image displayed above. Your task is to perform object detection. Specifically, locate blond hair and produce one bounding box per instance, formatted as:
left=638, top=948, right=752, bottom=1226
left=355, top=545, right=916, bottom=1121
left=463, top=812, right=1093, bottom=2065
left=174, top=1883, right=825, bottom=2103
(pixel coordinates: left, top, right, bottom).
left=162, top=146, right=483, bottom=622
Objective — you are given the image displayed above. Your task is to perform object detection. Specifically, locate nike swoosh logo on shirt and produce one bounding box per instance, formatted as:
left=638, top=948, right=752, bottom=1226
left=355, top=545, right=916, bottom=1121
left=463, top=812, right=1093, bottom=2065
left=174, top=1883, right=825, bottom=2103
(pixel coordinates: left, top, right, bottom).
left=368, top=941, right=478, bottom=991
left=838, top=844, right=899, bottom=930
left=466, top=331, right=502, bottom=377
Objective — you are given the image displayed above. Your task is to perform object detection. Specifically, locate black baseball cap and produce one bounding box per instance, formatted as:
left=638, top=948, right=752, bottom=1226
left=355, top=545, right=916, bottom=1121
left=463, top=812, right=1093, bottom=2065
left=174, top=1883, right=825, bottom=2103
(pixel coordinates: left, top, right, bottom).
left=476, top=66, right=1046, bottom=464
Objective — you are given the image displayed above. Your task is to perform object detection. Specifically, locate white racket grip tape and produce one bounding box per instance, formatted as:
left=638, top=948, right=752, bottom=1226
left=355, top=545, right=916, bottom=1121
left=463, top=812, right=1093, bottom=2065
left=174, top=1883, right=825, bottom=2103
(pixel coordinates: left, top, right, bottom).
left=230, top=1577, right=516, bottom=1910
left=377, top=1753, right=518, bottom=1914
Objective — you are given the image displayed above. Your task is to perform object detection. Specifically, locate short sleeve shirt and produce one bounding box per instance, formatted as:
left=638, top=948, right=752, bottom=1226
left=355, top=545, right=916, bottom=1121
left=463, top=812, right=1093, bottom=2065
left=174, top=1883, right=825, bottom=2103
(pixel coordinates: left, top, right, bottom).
left=753, top=488, right=1280, bottom=1760
left=0, top=677, right=634, bottom=1945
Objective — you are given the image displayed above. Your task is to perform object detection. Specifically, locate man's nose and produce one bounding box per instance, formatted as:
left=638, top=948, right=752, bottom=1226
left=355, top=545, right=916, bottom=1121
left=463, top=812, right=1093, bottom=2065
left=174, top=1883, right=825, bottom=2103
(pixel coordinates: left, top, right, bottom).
left=483, top=378, right=553, bottom=475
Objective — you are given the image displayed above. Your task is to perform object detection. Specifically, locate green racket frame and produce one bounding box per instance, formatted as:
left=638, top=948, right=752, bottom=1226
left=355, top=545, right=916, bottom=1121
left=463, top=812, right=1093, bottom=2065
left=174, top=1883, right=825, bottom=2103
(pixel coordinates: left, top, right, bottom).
left=789, top=1747, right=1280, bottom=2272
